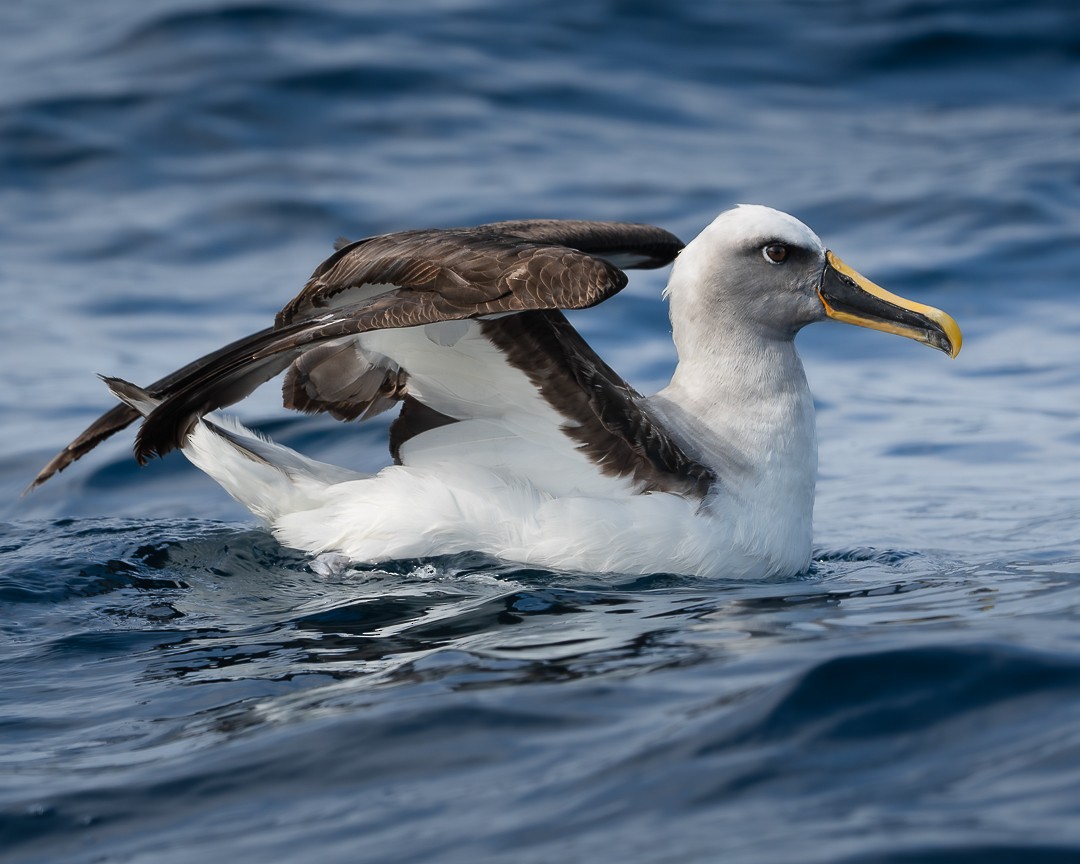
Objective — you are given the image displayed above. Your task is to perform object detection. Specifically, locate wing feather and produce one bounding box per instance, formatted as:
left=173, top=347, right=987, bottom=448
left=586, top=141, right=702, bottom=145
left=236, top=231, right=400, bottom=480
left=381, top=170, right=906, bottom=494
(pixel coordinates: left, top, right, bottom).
left=132, top=237, right=628, bottom=461
left=276, top=221, right=682, bottom=325
left=481, top=312, right=714, bottom=498
left=30, top=219, right=704, bottom=497
left=478, top=219, right=684, bottom=269
left=26, top=324, right=279, bottom=490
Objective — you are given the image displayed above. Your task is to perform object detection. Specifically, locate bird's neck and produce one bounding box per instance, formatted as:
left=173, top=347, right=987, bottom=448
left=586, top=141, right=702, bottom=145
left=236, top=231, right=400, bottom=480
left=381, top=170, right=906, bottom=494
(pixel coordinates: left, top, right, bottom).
left=649, top=323, right=818, bottom=576
left=651, top=322, right=818, bottom=490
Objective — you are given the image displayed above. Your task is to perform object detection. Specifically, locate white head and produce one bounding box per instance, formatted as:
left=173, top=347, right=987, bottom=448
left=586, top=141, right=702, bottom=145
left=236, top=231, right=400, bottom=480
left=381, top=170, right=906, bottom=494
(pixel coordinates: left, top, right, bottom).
left=667, top=205, right=828, bottom=341
left=666, top=204, right=961, bottom=357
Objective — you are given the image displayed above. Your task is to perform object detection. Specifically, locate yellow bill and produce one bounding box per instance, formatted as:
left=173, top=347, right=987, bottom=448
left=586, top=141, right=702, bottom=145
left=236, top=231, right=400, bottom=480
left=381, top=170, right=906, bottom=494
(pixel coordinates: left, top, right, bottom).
left=819, top=251, right=962, bottom=358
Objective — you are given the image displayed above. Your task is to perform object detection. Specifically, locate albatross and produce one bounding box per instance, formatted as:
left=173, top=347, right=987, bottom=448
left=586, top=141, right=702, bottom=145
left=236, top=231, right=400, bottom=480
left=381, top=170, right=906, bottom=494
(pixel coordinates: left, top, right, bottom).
left=28, top=205, right=961, bottom=579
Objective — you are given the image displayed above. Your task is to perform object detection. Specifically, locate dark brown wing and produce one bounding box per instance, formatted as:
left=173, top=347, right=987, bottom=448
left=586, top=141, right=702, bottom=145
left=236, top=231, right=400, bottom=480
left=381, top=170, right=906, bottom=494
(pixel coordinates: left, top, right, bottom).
left=477, top=219, right=684, bottom=270
left=482, top=311, right=714, bottom=498
left=29, top=220, right=686, bottom=490
left=26, top=324, right=280, bottom=491
left=275, top=221, right=684, bottom=427
left=131, top=232, right=638, bottom=461
left=276, top=221, right=682, bottom=326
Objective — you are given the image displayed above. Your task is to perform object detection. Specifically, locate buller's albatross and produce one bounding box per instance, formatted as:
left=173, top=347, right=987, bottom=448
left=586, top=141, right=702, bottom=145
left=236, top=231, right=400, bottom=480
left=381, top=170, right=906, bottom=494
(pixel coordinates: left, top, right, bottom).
left=29, top=205, right=961, bottom=579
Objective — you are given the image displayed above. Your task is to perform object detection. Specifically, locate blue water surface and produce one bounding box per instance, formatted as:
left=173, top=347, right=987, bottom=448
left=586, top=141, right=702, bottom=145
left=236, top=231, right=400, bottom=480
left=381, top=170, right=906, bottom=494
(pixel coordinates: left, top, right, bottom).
left=3, top=1, right=1080, bottom=861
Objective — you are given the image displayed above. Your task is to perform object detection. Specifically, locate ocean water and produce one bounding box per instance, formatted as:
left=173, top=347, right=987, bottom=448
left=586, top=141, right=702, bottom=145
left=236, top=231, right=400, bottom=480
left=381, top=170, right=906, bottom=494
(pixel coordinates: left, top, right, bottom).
left=3, top=0, right=1080, bottom=861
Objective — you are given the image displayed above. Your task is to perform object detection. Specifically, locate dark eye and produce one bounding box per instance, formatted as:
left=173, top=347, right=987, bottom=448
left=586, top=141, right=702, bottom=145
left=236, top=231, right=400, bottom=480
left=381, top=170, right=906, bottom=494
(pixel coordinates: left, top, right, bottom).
left=763, top=244, right=788, bottom=264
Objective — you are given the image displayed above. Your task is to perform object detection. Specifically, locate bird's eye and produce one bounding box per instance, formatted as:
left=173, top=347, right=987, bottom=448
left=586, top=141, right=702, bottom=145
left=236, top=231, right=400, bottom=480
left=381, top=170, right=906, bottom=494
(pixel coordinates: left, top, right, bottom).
left=763, top=244, right=788, bottom=264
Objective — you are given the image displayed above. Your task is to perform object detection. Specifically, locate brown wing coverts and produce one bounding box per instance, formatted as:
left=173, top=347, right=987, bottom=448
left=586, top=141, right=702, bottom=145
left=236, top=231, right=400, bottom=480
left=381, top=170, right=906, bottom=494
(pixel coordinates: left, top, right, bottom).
left=29, top=219, right=694, bottom=494
left=275, top=220, right=682, bottom=326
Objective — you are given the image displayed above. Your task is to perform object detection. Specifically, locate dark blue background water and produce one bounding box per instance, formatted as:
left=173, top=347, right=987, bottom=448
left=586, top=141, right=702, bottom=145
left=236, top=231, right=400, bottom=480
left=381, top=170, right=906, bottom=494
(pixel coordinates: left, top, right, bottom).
left=3, top=1, right=1080, bottom=861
